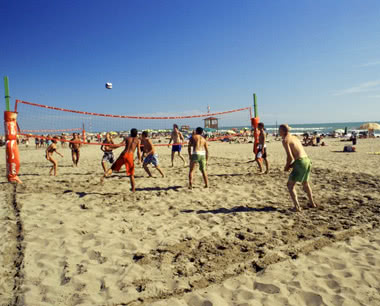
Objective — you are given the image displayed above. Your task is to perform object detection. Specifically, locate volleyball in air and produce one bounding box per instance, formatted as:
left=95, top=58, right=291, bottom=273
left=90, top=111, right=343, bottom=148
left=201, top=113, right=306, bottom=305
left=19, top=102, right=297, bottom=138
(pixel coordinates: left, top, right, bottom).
left=105, top=82, right=112, bottom=89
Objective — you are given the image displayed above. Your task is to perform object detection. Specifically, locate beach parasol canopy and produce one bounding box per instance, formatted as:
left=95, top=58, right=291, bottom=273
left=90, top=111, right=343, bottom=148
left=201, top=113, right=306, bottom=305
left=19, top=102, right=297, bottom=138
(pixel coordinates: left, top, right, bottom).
left=359, top=123, right=380, bottom=130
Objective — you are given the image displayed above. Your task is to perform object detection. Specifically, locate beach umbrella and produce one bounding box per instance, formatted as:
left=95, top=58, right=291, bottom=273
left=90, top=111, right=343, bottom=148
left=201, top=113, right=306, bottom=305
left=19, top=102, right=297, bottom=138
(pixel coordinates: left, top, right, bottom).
left=359, top=123, right=380, bottom=130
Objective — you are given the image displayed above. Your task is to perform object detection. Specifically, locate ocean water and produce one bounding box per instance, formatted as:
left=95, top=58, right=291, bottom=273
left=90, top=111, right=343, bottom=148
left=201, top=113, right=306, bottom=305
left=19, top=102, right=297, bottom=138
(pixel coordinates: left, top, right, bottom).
left=222, top=121, right=380, bottom=136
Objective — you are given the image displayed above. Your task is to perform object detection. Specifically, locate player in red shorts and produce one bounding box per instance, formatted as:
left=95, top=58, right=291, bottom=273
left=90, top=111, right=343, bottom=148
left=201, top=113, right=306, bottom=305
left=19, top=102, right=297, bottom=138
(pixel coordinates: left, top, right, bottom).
left=101, top=128, right=141, bottom=192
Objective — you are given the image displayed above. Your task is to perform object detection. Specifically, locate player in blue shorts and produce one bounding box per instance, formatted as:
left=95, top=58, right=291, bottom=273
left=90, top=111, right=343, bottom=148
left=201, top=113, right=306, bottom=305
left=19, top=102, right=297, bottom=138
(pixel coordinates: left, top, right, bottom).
left=168, top=124, right=186, bottom=167
left=141, top=131, right=165, bottom=177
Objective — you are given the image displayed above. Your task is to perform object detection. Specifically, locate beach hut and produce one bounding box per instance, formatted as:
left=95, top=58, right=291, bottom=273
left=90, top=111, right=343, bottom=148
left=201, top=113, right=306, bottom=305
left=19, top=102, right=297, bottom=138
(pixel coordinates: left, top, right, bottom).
left=204, top=117, right=218, bottom=129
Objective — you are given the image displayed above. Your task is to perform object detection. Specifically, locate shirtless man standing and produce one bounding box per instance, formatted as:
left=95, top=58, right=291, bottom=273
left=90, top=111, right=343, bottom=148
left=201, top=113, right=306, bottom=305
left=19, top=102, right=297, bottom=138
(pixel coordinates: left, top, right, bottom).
left=279, top=124, right=317, bottom=211
left=141, top=131, right=165, bottom=178
left=255, top=122, right=269, bottom=174
left=168, top=124, right=186, bottom=167
left=69, top=133, right=81, bottom=167
left=102, top=128, right=141, bottom=192
left=101, top=132, right=116, bottom=173
left=188, top=127, right=209, bottom=189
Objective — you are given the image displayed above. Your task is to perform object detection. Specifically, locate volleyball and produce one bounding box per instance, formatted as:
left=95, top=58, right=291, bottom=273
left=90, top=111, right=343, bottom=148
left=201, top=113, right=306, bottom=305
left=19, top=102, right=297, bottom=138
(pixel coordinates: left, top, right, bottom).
left=105, top=82, right=112, bottom=89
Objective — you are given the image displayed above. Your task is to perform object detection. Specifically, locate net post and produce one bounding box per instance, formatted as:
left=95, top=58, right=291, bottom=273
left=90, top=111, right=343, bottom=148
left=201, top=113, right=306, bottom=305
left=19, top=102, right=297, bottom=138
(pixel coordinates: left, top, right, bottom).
left=253, top=93, right=258, bottom=118
left=4, top=76, right=10, bottom=111
left=3, top=77, right=22, bottom=183
left=82, top=123, right=85, bottom=144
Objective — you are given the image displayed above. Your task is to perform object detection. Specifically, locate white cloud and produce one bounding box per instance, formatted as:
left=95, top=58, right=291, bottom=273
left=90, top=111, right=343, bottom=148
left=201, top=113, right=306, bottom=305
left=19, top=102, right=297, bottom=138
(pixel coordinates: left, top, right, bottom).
left=333, top=80, right=380, bottom=96
left=358, top=61, right=380, bottom=67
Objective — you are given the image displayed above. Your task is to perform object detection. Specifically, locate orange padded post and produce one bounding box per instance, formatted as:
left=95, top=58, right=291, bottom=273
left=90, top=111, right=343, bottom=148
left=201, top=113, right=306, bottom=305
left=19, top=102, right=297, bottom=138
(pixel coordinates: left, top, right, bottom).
left=4, top=111, right=22, bottom=183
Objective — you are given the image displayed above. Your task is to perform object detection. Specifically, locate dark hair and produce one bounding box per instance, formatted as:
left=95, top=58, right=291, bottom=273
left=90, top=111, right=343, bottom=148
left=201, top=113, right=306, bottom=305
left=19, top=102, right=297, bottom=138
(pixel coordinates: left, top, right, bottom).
left=130, top=128, right=138, bottom=137
left=258, top=122, right=264, bottom=128
left=279, top=124, right=290, bottom=133
left=173, top=124, right=179, bottom=129
left=142, top=131, right=148, bottom=137
left=195, top=127, right=203, bottom=135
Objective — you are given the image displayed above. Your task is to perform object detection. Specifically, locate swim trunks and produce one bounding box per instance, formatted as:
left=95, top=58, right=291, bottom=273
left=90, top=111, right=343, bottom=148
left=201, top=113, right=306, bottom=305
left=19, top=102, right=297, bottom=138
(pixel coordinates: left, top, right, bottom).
left=191, top=151, right=206, bottom=171
left=102, top=151, right=114, bottom=164
left=72, top=148, right=79, bottom=154
left=289, top=157, right=312, bottom=183
left=111, top=152, right=135, bottom=176
left=143, top=154, right=159, bottom=166
left=256, top=144, right=267, bottom=159
left=172, top=145, right=182, bottom=152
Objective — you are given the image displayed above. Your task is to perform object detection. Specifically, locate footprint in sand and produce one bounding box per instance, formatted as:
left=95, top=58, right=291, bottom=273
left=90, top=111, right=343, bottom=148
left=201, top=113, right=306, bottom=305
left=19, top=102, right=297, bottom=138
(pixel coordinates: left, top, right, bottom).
left=253, top=281, right=280, bottom=294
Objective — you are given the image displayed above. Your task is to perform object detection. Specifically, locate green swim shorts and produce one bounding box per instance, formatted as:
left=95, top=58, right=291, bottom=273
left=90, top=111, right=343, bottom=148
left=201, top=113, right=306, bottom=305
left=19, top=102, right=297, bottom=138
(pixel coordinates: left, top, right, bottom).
left=191, top=153, right=206, bottom=171
left=289, top=157, right=312, bottom=183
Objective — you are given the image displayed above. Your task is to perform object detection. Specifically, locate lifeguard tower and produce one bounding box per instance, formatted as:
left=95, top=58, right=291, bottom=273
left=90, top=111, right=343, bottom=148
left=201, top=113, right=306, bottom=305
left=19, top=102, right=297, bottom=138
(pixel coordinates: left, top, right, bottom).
left=203, top=105, right=218, bottom=130
left=203, top=117, right=218, bottom=129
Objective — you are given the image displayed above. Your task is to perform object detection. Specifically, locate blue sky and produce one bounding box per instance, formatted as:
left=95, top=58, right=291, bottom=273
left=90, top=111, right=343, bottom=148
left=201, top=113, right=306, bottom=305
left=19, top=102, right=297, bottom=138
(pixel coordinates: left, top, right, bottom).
left=1, top=0, right=380, bottom=126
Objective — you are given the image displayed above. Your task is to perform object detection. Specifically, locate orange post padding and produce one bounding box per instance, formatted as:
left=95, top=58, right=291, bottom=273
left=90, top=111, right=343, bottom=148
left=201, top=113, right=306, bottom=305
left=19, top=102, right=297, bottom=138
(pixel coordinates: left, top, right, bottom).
left=251, top=117, right=260, bottom=155
left=4, top=111, right=22, bottom=183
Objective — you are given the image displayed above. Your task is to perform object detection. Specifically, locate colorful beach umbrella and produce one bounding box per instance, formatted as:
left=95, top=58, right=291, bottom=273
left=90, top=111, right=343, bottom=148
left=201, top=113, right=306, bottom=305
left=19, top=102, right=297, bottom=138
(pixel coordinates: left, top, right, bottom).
left=359, top=123, right=380, bottom=130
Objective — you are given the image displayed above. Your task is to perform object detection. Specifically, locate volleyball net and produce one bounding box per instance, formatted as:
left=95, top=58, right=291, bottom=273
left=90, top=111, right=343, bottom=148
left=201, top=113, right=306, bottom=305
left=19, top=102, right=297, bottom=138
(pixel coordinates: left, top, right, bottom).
left=15, top=99, right=252, bottom=145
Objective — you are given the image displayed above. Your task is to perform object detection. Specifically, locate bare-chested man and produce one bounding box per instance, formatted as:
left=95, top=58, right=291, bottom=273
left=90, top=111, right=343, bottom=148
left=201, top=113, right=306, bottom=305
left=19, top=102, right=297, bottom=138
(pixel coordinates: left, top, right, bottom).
left=101, top=132, right=116, bottom=173
left=102, top=128, right=141, bottom=192
left=279, top=124, right=317, bottom=212
left=141, top=131, right=165, bottom=178
left=168, top=124, right=186, bottom=167
left=255, top=122, right=269, bottom=174
left=188, top=127, right=209, bottom=189
left=69, top=133, right=81, bottom=167
left=46, top=137, right=63, bottom=176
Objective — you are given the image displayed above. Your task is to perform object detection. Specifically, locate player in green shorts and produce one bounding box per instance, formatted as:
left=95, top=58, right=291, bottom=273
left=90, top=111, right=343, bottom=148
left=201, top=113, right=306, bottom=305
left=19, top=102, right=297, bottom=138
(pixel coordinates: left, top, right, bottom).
left=279, top=124, right=317, bottom=212
left=188, top=127, right=209, bottom=189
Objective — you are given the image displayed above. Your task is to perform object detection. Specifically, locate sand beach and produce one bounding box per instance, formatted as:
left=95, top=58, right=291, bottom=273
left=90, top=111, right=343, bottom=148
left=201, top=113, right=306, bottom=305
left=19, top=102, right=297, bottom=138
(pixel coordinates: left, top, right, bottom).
left=1, top=136, right=380, bottom=305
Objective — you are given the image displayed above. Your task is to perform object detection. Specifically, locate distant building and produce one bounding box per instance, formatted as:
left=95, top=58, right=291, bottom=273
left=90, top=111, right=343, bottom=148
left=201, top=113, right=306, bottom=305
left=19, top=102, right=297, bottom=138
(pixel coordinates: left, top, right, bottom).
left=180, top=125, right=190, bottom=132
left=204, top=117, right=218, bottom=129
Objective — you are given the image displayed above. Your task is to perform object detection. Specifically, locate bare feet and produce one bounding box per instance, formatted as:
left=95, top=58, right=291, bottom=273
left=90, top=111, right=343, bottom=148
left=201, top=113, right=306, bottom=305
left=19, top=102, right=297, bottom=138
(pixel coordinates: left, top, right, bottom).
left=290, top=205, right=302, bottom=212
left=308, top=202, right=319, bottom=208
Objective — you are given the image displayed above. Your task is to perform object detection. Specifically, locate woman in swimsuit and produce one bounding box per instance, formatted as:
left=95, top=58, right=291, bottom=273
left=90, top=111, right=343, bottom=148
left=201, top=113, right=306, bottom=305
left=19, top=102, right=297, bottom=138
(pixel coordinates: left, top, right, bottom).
left=46, top=137, right=63, bottom=176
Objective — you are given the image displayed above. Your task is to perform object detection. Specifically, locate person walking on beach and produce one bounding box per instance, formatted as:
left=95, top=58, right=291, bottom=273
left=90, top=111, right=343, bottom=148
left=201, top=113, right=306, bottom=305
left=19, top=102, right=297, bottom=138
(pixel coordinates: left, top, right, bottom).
left=255, top=122, right=269, bottom=174
left=69, top=133, right=81, bottom=167
left=141, top=131, right=165, bottom=178
left=101, top=132, right=116, bottom=173
left=168, top=124, right=186, bottom=167
left=46, top=137, right=63, bottom=176
left=101, top=128, right=141, bottom=192
left=188, top=127, right=209, bottom=189
left=279, top=124, right=317, bottom=212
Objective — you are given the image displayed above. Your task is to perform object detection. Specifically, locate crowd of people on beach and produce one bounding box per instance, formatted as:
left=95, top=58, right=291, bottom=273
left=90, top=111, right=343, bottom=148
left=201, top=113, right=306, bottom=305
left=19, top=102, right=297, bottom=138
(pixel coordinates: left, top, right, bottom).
left=42, top=123, right=317, bottom=212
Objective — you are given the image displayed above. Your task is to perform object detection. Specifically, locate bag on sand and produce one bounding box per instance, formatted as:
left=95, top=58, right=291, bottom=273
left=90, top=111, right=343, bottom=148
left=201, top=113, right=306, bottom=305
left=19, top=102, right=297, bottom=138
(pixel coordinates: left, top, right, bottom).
left=343, top=145, right=356, bottom=152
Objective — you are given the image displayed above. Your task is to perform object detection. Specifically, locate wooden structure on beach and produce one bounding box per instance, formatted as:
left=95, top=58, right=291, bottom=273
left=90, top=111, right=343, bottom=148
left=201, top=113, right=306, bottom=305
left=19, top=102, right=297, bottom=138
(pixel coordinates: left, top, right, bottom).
left=204, top=117, right=219, bottom=129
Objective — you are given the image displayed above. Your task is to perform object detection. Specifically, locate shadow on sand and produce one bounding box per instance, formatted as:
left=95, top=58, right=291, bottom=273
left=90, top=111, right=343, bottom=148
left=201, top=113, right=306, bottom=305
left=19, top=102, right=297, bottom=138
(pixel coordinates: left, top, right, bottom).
left=181, top=205, right=277, bottom=214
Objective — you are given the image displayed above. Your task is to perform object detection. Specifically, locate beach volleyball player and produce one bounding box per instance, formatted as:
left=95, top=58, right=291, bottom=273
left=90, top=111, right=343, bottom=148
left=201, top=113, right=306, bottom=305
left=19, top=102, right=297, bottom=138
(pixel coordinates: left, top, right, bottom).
left=141, top=131, right=165, bottom=178
left=168, top=124, right=186, bottom=167
left=45, top=136, right=63, bottom=176
left=101, top=132, right=116, bottom=173
left=101, top=128, right=141, bottom=192
left=188, top=127, right=209, bottom=189
left=279, top=124, right=317, bottom=211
